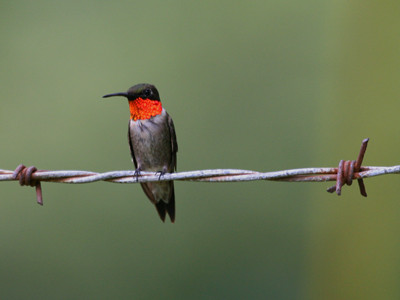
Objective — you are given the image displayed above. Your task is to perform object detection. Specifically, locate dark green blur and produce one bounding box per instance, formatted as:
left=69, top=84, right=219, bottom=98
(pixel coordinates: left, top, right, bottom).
left=1, top=1, right=399, bottom=299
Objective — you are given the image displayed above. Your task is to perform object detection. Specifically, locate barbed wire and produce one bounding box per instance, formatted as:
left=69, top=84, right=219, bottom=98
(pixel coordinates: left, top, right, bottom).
left=0, top=139, right=399, bottom=205
left=1, top=165, right=399, bottom=184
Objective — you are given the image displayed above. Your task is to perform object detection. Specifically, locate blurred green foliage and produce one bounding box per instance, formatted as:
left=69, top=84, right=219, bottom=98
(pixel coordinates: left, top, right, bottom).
left=0, top=0, right=399, bottom=299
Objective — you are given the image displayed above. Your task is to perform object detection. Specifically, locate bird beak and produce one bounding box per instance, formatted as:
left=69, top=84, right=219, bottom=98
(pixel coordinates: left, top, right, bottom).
left=102, top=92, right=128, bottom=98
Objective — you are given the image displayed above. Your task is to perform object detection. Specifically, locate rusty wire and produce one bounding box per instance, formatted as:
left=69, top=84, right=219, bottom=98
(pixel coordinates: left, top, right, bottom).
left=1, top=139, right=399, bottom=205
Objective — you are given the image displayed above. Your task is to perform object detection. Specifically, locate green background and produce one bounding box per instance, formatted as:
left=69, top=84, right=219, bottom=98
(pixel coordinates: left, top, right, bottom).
left=1, top=1, right=399, bottom=299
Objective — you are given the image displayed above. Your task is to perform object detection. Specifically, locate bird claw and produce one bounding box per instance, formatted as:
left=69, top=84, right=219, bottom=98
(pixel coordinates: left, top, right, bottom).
left=155, top=170, right=165, bottom=181
left=133, top=168, right=141, bottom=182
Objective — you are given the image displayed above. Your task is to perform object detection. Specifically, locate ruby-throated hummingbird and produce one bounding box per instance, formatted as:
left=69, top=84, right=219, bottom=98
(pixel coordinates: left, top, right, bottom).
left=103, top=83, right=178, bottom=222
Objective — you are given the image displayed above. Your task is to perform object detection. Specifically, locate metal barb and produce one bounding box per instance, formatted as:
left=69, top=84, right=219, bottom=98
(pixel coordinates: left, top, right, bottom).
left=12, top=164, right=43, bottom=205
left=327, top=138, right=369, bottom=197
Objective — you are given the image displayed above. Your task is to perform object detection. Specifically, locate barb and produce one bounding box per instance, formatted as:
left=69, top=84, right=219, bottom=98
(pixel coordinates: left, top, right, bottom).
left=0, top=139, right=399, bottom=205
left=326, top=138, right=369, bottom=196
left=12, top=165, right=43, bottom=205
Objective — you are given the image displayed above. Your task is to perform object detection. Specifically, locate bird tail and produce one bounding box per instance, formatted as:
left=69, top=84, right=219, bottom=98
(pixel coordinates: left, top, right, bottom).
left=141, top=182, right=175, bottom=223
left=155, top=183, right=175, bottom=222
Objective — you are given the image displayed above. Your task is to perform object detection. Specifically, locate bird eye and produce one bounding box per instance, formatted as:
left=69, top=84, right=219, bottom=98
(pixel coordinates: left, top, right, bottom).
left=143, top=89, right=151, bottom=97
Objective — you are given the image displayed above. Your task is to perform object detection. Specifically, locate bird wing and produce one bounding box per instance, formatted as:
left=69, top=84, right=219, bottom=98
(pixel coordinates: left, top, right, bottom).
left=128, top=122, right=138, bottom=169
left=167, top=113, right=178, bottom=171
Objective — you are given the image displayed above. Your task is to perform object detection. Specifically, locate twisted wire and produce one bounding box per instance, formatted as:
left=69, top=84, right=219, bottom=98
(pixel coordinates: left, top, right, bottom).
left=1, top=138, right=399, bottom=205
left=1, top=165, right=399, bottom=184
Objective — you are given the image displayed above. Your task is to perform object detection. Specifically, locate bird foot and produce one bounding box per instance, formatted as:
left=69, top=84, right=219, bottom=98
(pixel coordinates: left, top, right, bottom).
left=133, top=168, right=142, bottom=182
left=155, top=170, right=165, bottom=181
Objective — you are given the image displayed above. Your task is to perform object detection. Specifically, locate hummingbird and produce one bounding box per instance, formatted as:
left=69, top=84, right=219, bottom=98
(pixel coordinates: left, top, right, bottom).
left=103, top=83, right=178, bottom=222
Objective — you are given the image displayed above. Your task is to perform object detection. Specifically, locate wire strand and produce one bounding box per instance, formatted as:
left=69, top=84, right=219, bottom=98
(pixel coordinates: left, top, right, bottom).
left=1, top=166, right=399, bottom=184
left=1, top=139, right=399, bottom=204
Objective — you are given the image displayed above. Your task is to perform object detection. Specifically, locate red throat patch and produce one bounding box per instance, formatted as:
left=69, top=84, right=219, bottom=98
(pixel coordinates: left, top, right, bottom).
left=129, top=98, right=162, bottom=121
